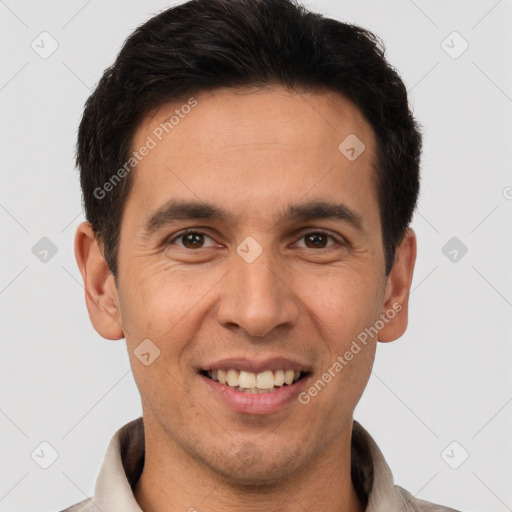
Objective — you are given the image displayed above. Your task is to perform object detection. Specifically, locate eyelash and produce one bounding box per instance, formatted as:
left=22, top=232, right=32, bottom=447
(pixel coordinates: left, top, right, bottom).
left=166, top=229, right=346, bottom=251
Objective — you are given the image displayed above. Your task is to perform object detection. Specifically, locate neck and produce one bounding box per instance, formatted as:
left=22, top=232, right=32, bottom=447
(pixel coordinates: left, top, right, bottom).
left=133, top=416, right=365, bottom=512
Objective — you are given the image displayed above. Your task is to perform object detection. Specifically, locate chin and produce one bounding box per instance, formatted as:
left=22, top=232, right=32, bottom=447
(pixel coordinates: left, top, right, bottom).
left=204, top=442, right=309, bottom=487
left=217, top=465, right=296, bottom=489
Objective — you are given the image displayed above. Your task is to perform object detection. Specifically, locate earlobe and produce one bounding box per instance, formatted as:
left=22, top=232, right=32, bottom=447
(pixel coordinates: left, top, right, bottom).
left=378, top=228, right=417, bottom=343
left=74, top=221, right=124, bottom=340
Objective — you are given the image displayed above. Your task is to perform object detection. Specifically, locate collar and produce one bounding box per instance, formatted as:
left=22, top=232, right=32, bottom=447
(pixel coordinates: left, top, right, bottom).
left=91, top=417, right=403, bottom=511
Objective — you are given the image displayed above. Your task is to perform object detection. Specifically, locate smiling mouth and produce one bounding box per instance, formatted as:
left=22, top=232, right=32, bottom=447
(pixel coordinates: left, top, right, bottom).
left=200, top=369, right=310, bottom=393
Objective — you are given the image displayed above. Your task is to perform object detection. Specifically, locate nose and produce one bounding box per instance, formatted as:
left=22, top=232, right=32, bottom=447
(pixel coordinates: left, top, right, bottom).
left=216, top=249, right=300, bottom=338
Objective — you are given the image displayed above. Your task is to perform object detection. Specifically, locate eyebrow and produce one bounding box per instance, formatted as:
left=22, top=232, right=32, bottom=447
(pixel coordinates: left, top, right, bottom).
left=140, top=199, right=365, bottom=238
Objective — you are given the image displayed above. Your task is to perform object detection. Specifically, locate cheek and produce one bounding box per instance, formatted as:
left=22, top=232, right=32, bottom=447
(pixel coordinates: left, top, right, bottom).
left=119, top=264, right=226, bottom=368
left=118, top=271, right=199, bottom=410
left=295, top=265, right=383, bottom=341
left=121, top=263, right=203, bottom=328
left=299, top=274, right=379, bottom=420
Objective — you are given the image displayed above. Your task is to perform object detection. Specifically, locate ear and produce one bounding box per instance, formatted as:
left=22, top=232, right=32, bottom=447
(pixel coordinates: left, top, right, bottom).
left=378, top=228, right=417, bottom=343
left=74, top=221, right=124, bottom=340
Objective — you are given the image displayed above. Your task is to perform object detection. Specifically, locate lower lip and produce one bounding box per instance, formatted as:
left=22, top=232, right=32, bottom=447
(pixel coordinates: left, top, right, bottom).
left=199, top=374, right=309, bottom=415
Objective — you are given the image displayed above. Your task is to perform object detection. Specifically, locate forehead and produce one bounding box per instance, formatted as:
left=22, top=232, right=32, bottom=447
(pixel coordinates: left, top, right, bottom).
left=127, top=86, right=378, bottom=228
left=137, top=86, right=373, bottom=155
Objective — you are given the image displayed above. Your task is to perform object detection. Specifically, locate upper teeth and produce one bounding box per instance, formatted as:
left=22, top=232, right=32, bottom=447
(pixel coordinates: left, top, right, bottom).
left=207, top=369, right=301, bottom=390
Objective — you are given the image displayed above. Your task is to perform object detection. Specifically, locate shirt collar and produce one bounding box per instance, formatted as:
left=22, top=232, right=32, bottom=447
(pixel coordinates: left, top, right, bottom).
left=91, top=417, right=401, bottom=511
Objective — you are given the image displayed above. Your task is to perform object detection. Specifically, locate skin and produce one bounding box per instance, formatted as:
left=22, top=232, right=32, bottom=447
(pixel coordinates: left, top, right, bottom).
left=75, top=86, right=416, bottom=512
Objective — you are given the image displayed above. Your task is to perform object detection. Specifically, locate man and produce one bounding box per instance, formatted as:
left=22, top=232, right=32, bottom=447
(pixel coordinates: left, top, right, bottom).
left=64, top=0, right=461, bottom=510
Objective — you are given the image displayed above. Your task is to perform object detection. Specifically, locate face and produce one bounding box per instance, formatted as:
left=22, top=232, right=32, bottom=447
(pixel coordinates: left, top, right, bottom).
left=82, top=86, right=413, bottom=486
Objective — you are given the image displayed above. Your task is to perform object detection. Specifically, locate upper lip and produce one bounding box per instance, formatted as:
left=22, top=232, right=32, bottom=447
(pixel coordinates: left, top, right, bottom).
left=199, top=357, right=312, bottom=374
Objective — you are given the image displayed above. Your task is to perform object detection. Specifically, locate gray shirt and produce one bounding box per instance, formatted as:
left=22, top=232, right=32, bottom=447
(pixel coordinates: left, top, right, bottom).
left=59, top=417, right=460, bottom=512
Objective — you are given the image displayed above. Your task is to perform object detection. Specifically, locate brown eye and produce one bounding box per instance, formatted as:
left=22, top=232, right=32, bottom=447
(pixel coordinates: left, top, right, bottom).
left=296, top=231, right=341, bottom=249
left=304, top=232, right=328, bottom=248
left=168, top=231, right=217, bottom=249
left=181, top=232, right=205, bottom=248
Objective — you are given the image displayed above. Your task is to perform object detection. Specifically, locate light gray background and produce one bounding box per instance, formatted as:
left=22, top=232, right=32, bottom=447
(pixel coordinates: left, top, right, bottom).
left=1, top=1, right=511, bottom=511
